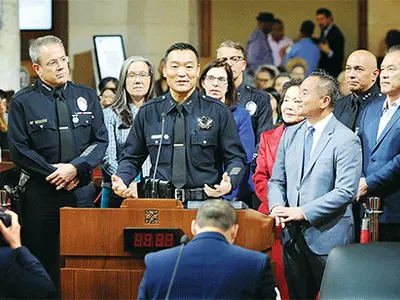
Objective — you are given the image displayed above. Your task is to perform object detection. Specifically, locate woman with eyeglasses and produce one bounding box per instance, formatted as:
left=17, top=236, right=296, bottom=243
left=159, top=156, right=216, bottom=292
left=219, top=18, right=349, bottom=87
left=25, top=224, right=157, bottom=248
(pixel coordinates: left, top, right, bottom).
left=200, top=60, right=255, bottom=204
left=101, top=56, right=155, bottom=207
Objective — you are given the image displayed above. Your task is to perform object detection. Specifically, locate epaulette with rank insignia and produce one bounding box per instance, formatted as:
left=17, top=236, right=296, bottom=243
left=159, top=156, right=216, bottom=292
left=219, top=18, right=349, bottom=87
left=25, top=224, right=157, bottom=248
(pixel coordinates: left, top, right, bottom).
left=12, top=81, right=39, bottom=98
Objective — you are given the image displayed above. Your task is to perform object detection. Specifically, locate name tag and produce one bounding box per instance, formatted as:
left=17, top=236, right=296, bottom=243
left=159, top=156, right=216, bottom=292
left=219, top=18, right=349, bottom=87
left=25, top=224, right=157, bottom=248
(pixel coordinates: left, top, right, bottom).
left=151, top=134, right=162, bottom=140
left=33, top=119, right=48, bottom=125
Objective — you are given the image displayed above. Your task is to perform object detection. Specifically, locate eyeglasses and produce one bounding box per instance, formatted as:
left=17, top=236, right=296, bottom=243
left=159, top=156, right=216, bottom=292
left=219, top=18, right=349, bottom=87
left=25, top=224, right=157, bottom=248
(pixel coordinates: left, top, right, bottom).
left=218, top=56, right=244, bottom=64
left=127, top=72, right=150, bottom=80
left=206, top=75, right=228, bottom=85
left=45, top=56, right=69, bottom=68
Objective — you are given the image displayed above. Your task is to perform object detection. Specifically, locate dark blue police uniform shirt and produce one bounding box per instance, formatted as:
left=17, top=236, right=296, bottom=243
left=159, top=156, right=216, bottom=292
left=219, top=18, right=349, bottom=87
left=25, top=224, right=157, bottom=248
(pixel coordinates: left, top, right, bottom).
left=117, top=89, right=247, bottom=190
left=237, top=83, right=273, bottom=146
left=8, top=79, right=108, bottom=181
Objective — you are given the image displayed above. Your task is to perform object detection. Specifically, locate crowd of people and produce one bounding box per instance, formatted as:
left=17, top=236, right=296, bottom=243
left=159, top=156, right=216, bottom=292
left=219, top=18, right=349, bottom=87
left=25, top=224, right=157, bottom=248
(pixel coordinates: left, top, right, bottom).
left=1, top=6, right=400, bottom=300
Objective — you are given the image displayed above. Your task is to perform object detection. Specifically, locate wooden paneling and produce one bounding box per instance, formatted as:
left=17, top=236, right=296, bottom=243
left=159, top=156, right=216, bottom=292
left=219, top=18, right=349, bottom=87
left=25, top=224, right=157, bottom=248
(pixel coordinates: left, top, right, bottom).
left=61, top=269, right=75, bottom=299
left=358, top=0, right=368, bottom=49
left=200, top=0, right=212, bottom=57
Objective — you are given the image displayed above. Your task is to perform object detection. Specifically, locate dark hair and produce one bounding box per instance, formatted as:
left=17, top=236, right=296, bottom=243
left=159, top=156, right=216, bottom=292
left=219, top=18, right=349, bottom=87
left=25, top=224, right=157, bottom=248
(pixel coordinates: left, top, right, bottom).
left=196, top=200, right=237, bottom=231
left=100, top=88, right=117, bottom=96
left=217, top=40, right=246, bottom=59
left=265, top=87, right=280, bottom=104
left=281, top=79, right=302, bottom=104
left=256, top=65, right=278, bottom=79
left=300, top=20, right=315, bottom=37
left=274, top=72, right=291, bottom=83
left=164, top=42, right=200, bottom=63
left=385, top=30, right=400, bottom=49
left=0, top=89, right=7, bottom=99
left=308, top=69, right=339, bottom=108
left=98, top=77, right=118, bottom=93
left=199, top=60, right=237, bottom=107
left=316, top=8, right=332, bottom=18
left=272, top=18, right=283, bottom=25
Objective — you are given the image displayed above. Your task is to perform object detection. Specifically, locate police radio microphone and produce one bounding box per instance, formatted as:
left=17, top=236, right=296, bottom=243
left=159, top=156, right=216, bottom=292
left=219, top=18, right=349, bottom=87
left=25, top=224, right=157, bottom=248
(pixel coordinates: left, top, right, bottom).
left=152, top=112, right=167, bottom=198
left=165, top=234, right=189, bottom=300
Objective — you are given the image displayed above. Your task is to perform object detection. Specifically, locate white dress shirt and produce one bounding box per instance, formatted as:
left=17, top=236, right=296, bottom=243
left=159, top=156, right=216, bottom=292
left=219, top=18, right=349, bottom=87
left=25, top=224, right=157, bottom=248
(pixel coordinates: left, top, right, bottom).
left=268, top=34, right=292, bottom=66
left=306, top=112, right=333, bottom=155
left=377, top=96, right=400, bottom=141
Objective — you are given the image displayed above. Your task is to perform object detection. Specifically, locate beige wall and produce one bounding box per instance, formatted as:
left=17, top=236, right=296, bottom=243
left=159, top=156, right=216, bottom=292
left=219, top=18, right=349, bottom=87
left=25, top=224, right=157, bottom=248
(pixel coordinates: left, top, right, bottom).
left=212, top=0, right=358, bottom=64
left=368, top=0, right=400, bottom=56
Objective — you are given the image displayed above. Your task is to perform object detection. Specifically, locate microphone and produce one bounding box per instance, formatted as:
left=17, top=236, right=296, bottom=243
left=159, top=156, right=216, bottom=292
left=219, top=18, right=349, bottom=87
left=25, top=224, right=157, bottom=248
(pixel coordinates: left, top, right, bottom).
left=165, top=234, right=189, bottom=300
left=151, top=112, right=167, bottom=198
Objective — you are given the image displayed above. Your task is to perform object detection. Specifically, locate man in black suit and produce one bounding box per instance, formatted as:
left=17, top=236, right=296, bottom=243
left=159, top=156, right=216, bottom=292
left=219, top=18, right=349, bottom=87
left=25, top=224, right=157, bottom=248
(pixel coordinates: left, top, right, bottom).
left=316, top=8, right=345, bottom=77
left=138, top=200, right=277, bottom=299
left=0, top=210, right=56, bottom=299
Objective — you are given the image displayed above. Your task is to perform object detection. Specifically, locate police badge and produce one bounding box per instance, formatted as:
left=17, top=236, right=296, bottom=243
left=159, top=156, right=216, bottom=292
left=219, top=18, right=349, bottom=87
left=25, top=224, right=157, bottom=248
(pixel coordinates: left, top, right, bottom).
left=198, top=116, right=213, bottom=130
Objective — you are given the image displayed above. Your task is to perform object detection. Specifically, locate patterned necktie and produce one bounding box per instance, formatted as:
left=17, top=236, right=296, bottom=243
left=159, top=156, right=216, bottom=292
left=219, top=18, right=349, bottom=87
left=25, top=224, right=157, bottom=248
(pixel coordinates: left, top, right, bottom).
left=303, top=126, right=315, bottom=176
left=55, top=89, right=74, bottom=162
left=171, top=105, right=186, bottom=189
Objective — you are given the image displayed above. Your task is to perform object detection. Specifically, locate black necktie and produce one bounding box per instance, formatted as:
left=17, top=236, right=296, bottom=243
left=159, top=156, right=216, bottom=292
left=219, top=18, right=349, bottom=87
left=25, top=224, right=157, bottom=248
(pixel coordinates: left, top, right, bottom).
left=349, top=94, right=360, bottom=131
left=55, top=89, right=74, bottom=162
left=171, top=105, right=186, bottom=189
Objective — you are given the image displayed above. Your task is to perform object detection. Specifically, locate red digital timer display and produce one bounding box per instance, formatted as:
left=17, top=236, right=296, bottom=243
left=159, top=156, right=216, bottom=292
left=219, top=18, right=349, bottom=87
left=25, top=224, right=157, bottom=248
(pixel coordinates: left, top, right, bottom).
left=133, top=232, right=174, bottom=248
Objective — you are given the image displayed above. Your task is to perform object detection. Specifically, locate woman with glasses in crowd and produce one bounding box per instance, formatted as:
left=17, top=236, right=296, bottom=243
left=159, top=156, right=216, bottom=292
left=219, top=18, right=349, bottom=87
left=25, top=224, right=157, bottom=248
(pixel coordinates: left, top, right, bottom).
left=101, top=56, right=155, bottom=207
left=253, top=79, right=304, bottom=300
left=200, top=60, right=255, bottom=204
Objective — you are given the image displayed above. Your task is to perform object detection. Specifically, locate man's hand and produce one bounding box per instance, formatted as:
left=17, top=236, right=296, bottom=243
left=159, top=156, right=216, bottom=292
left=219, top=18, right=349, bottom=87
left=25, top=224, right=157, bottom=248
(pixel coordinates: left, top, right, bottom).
left=270, top=206, right=305, bottom=228
left=356, top=177, right=369, bottom=201
left=204, top=172, right=232, bottom=198
left=270, top=205, right=286, bottom=228
left=112, top=175, right=138, bottom=198
left=64, top=178, right=80, bottom=191
left=319, top=42, right=331, bottom=55
left=46, top=163, right=78, bottom=190
left=0, top=210, right=22, bottom=249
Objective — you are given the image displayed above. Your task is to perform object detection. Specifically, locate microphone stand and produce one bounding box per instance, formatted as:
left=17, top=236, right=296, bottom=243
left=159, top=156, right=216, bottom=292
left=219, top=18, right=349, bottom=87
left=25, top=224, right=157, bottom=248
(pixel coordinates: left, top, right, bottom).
left=151, top=112, right=167, bottom=198
left=165, top=235, right=189, bottom=300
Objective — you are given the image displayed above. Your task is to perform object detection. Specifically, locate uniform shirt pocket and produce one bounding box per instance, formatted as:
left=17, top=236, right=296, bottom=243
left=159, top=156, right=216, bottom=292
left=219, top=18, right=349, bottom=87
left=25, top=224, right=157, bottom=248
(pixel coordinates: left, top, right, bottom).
left=145, top=134, right=172, bottom=165
left=73, top=114, right=94, bottom=146
left=27, top=118, right=57, bottom=149
left=191, top=131, right=217, bottom=167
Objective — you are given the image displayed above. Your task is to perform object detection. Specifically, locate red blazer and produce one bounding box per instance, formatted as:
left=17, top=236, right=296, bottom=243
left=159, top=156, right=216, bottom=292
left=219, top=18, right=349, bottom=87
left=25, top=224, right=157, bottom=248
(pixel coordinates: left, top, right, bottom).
left=253, top=125, right=285, bottom=214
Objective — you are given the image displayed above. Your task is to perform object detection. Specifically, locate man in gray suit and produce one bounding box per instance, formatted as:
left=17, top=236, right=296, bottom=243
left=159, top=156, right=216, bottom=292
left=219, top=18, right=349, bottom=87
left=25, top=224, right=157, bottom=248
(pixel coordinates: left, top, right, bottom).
left=269, top=70, right=362, bottom=300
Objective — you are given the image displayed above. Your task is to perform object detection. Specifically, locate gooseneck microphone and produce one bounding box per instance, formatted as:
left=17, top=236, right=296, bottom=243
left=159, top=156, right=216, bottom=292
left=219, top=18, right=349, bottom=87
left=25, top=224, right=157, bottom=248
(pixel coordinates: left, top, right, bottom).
left=151, top=112, right=167, bottom=198
left=165, top=234, right=189, bottom=300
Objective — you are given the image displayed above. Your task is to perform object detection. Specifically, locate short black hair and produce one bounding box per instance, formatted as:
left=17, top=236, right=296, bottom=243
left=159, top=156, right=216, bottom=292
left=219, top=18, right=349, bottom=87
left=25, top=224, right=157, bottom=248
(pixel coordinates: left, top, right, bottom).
left=316, top=8, right=332, bottom=18
left=385, top=30, right=400, bottom=49
left=0, top=89, right=7, bottom=99
left=272, top=18, right=283, bottom=25
left=308, top=69, right=340, bottom=108
left=196, top=200, right=237, bottom=231
left=98, top=77, right=118, bottom=93
left=300, top=20, right=315, bottom=37
left=164, top=42, right=200, bottom=64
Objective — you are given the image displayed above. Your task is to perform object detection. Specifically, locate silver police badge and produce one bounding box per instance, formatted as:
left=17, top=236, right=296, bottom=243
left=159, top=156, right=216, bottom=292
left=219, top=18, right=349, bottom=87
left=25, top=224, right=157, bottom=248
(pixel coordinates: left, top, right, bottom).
left=77, top=97, right=88, bottom=112
left=245, top=101, right=257, bottom=116
left=198, top=116, right=213, bottom=130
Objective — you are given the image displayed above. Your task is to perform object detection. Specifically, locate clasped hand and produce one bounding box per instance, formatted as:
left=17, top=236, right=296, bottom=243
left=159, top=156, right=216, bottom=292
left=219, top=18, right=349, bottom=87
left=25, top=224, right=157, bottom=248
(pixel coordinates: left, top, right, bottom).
left=112, top=175, right=138, bottom=198
left=270, top=206, right=305, bottom=228
left=46, top=163, right=78, bottom=191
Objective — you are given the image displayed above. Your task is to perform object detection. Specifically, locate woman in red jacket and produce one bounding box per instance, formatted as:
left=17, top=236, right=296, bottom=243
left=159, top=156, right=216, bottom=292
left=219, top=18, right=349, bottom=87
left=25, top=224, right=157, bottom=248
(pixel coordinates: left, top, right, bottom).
left=253, top=79, right=304, bottom=299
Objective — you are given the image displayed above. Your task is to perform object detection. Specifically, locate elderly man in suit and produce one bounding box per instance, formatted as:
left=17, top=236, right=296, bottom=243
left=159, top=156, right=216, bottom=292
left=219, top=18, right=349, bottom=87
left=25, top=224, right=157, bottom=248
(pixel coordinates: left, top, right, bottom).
left=138, top=200, right=277, bottom=300
left=357, top=45, right=400, bottom=241
left=269, top=69, right=362, bottom=300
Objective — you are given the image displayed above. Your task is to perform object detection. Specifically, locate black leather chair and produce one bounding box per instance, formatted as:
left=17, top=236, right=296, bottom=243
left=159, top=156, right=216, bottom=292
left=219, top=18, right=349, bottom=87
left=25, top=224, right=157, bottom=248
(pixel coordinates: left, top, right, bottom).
left=319, top=242, right=400, bottom=300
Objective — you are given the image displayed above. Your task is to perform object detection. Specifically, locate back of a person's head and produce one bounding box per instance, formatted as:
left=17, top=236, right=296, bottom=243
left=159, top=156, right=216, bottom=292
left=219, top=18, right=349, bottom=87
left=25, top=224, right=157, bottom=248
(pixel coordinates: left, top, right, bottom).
left=385, top=29, right=400, bottom=49
left=196, top=200, right=237, bottom=231
left=300, top=20, right=315, bottom=37
left=0, top=89, right=7, bottom=100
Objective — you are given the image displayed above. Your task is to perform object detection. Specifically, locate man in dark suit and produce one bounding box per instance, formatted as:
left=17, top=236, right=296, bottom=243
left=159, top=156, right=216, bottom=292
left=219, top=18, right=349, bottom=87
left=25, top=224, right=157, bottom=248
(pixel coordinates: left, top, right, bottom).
left=357, top=45, right=400, bottom=241
left=0, top=210, right=56, bottom=299
left=138, top=200, right=277, bottom=299
left=269, top=70, right=362, bottom=300
left=316, top=8, right=345, bottom=77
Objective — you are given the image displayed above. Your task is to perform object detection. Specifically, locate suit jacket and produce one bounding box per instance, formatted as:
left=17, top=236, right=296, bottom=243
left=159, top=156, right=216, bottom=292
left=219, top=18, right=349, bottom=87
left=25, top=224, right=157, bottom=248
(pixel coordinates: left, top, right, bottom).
left=0, top=246, right=56, bottom=299
left=269, top=116, right=362, bottom=255
left=358, top=94, right=400, bottom=223
left=253, top=124, right=285, bottom=214
left=319, top=24, right=345, bottom=77
left=138, top=232, right=277, bottom=300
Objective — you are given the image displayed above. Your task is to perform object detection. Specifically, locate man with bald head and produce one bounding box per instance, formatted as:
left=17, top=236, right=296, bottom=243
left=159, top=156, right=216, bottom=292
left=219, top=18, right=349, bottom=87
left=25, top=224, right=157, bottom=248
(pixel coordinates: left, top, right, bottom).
left=334, top=50, right=381, bottom=132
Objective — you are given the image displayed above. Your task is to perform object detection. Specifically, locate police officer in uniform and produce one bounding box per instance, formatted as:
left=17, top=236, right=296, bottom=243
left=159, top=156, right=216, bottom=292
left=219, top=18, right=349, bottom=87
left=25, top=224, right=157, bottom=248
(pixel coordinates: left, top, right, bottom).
left=112, top=42, right=246, bottom=202
left=8, top=35, right=108, bottom=288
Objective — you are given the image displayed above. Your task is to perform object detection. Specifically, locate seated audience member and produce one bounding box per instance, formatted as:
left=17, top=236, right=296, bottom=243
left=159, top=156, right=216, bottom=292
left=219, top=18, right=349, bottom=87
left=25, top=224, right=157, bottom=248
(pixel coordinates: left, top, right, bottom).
left=283, top=20, right=320, bottom=76
left=0, top=89, right=8, bottom=124
left=254, top=64, right=279, bottom=90
left=253, top=80, right=303, bottom=300
left=0, top=210, right=56, bottom=299
left=0, top=89, right=8, bottom=150
left=200, top=60, right=255, bottom=205
left=268, top=18, right=292, bottom=67
left=138, top=200, right=277, bottom=300
left=101, top=56, right=154, bottom=208
left=154, top=58, right=169, bottom=96
left=337, top=71, right=350, bottom=97
left=286, top=57, right=308, bottom=80
left=274, top=73, right=291, bottom=96
left=98, top=76, right=118, bottom=92
left=99, top=87, right=117, bottom=108
left=264, top=87, right=282, bottom=126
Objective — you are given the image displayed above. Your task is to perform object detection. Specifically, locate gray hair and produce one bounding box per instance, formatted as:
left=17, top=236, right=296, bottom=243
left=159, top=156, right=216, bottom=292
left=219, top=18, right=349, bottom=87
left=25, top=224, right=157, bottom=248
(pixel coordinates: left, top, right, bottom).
left=110, top=55, right=156, bottom=126
left=29, top=35, right=64, bottom=64
left=308, top=69, right=340, bottom=108
left=387, top=44, right=400, bottom=54
left=196, top=200, right=237, bottom=231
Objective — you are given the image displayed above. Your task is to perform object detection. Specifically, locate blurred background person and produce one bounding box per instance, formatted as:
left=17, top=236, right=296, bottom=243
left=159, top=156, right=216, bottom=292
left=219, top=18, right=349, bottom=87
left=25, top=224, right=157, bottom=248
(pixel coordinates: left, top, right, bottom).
left=286, top=57, right=308, bottom=80
left=264, top=87, right=282, bottom=127
left=200, top=60, right=255, bottom=205
left=268, top=18, right=292, bottom=67
left=0, top=89, right=9, bottom=124
left=101, top=56, right=154, bottom=208
left=254, top=64, right=279, bottom=90
left=283, top=20, right=320, bottom=76
left=274, top=73, right=291, bottom=96
left=98, top=76, right=118, bottom=92
left=253, top=79, right=303, bottom=300
left=99, top=87, right=117, bottom=108
left=0, top=89, right=8, bottom=150
left=337, top=71, right=350, bottom=97
left=154, top=58, right=169, bottom=96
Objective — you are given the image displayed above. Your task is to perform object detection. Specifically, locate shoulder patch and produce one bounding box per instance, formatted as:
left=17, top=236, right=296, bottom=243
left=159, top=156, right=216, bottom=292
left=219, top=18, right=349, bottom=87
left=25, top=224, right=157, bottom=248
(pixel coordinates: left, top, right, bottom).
left=13, top=82, right=38, bottom=98
left=200, top=94, right=227, bottom=108
left=141, top=96, right=166, bottom=108
left=69, top=81, right=96, bottom=93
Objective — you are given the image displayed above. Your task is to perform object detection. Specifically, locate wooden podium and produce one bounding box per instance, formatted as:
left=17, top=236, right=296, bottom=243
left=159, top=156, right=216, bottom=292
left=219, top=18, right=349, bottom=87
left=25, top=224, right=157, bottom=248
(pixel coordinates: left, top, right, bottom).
left=60, top=200, right=275, bottom=299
